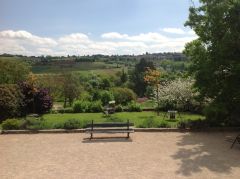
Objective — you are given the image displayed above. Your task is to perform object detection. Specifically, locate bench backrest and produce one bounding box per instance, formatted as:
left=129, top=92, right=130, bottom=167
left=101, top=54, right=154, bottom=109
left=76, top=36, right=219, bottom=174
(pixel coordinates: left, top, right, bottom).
left=86, top=121, right=134, bottom=128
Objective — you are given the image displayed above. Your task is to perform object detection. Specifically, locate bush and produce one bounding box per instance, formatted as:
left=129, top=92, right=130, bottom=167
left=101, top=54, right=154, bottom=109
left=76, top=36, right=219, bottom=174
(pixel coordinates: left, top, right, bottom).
left=87, top=101, right=103, bottom=113
left=111, top=87, right=136, bottom=105
left=138, top=117, right=156, bottom=128
left=0, top=84, right=24, bottom=121
left=23, top=117, right=44, bottom=130
left=34, top=88, right=53, bottom=114
left=1, top=119, right=22, bottom=130
left=115, top=105, right=123, bottom=112
left=127, top=101, right=142, bottom=112
left=63, top=119, right=81, bottom=129
left=73, top=100, right=89, bottom=113
left=158, top=120, right=170, bottom=128
left=18, top=82, right=53, bottom=115
left=100, top=90, right=114, bottom=106
left=177, top=119, right=189, bottom=129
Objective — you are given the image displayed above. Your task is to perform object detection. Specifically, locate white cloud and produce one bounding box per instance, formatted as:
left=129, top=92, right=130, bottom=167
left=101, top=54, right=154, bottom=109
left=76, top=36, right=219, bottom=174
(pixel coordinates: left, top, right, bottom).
left=101, top=32, right=128, bottom=39
left=0, top=29, right=198, bottom=56
left=0, top=30, right=57, bottom=46
left=59, top=33, right=90, bottom=44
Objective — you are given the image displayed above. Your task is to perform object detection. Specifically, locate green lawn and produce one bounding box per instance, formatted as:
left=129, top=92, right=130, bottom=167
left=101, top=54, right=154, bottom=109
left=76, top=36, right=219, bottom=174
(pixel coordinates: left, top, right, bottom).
left=40, top=111, right=204, bottom=129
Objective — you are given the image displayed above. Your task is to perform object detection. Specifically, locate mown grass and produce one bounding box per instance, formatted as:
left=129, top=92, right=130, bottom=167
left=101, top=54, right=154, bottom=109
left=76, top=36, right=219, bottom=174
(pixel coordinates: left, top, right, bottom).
left=39, top=111, right=204, bottom=129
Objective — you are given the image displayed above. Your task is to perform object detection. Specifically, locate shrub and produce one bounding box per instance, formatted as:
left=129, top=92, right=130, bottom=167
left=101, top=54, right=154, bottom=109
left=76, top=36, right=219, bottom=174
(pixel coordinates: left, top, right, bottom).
left=18, top=81, right=53, bottom=114
left=0, top=84, right=24, bottom=121
left=158, top=120, right=170, bottom=128
left=115, top=105, right=123, bottom=112
left=1, top=119, right=22, bottom=130
left=35, top=88, right=53, bottom=114
left=177, top=119, right=189, bottom=129
left=138, top=117, right=156, bottom=128
left=73, top=100, right=89, bottom=113
left=100, top=90, right=114, bottom=106
left=127, top=101, right=142, bottom=112
left=23, top=117, right=44, bottom=130
left=111, top=87, right=136, bottom=105
left=63, top=119, right=81, bottom=129
left=87, top=101, right=103, bottom=113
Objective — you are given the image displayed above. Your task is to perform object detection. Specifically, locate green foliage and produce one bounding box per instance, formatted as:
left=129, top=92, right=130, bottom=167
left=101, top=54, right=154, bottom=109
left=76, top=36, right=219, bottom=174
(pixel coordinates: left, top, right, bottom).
left=100, top=78, right=112, bottom=90
left=73, top=100, right=90, bottom=113
left=63, top=118, right=81, bottom=129
left=23, top=117, right=44, bottom=130
left=100, top=90, right=114, bottom=106
left=87, top=101, right=103, bottom=113
left=1, top=119, right=22, bottom=130
left=184, top=0, right=240, bottom=123
left=115, top=105, right=123, bottom=112
left=130, top=58, right=155, bottom=97
left=61, top=72, right=81, bottom=107
left=111, top=87, right=136, bottom=105
left=157, top=120, right=171, bottom=128
left=58, top=107, right=74, bottom=113
left=0, top=58, right=30, bottom=84
left=137, top=117, right=156, bottom=128
left=127, top=101, right=142, bottom=112
left=0, top=84, right=24, bottom=121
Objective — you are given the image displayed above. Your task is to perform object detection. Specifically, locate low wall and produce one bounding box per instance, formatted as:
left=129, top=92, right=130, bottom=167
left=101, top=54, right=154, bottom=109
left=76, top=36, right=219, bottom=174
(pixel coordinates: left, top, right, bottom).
left=1, top=127, right=240, bottom=134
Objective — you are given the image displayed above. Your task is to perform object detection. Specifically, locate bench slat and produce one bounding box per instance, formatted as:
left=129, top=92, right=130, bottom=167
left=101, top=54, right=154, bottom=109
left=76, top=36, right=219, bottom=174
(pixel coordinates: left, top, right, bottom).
left=85, top=130, right=134, bottom=134
left=86, top=122, right=134, bottom=128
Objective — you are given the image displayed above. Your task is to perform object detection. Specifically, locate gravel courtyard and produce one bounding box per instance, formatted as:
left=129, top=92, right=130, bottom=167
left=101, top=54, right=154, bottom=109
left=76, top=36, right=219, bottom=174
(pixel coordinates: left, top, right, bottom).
left=0, top=132, right=240, bottom=179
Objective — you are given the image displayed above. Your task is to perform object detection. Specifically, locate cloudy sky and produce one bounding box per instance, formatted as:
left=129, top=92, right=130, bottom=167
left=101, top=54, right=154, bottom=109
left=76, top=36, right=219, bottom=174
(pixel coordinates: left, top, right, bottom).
left=0, top=0, right=198, bottom=56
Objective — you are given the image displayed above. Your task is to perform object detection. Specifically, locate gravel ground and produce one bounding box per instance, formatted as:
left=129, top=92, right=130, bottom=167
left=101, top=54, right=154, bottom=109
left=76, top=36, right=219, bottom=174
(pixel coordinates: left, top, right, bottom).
left=0, top=132, right=240, bottom=179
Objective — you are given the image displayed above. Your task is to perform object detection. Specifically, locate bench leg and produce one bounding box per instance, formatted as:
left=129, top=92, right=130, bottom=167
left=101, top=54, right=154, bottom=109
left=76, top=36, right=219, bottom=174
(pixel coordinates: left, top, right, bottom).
left=127, top=132, right=130, bottom=139
left=231, top=136, right=240, bottom=149
left=90, top=133, right=93, bottom=140
left=231, top=138, right=237, bottom=148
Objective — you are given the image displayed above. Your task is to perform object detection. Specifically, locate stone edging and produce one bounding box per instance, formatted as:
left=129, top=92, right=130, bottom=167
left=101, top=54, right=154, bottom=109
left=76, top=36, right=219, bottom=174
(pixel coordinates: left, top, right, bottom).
left=1, top=127, right=240, bottom=134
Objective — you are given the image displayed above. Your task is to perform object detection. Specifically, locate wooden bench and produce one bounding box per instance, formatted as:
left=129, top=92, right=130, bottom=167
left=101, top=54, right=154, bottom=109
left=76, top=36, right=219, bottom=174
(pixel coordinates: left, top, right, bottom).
left=85, top=120, right=134, bottom=139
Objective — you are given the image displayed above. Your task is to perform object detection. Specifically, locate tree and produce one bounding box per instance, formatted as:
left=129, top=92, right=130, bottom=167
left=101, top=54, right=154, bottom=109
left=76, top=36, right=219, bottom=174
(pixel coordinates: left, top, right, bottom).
left=184, top=0, right=240, bottom=123
left=111, top=87, right=136, bottom=105
left=0, top=58, right=30, bottom=84
left=61, top=73, right=80, bottom=107
left=144, top=68, right=161, bottom=115
left=156, top=78, right=198, bottom=112
left=130, top=58, right=155, bottom=97
left=18, top=74, right=53, bottom=114
left=120, top=68, right=128, bottom=84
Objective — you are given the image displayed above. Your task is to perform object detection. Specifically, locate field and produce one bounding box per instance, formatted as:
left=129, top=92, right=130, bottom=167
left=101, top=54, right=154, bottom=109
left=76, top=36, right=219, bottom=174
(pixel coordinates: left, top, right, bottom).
left=32, top=61, right=121, bottom=74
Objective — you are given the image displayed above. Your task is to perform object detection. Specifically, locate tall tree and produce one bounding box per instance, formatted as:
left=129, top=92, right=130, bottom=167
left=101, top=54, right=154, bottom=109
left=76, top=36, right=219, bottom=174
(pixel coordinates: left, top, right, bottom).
left=61, top=72, right=80, bottom=107
left=130, top=58, right=155, bottom=97
left=184, top=0, right=240, bottom=123
left=144, top=68, right=161, bottom=115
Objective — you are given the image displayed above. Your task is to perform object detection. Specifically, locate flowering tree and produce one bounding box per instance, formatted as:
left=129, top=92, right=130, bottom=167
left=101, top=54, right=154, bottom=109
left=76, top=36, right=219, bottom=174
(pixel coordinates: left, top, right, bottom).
left=156, top=78, right=198, bottom=111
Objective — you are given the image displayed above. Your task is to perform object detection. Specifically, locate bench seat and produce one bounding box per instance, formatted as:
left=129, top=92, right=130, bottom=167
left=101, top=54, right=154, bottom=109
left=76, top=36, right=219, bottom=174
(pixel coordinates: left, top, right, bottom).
left=85, top=120, right=134, bottom=139
left=85, top=129, right=134, bottom=134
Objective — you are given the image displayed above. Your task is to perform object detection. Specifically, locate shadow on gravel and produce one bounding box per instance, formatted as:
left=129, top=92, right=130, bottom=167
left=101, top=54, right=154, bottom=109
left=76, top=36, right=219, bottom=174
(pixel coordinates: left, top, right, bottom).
left=82, top=136, right=133, bottom=143
left=171, top=132, right=240, bottom=177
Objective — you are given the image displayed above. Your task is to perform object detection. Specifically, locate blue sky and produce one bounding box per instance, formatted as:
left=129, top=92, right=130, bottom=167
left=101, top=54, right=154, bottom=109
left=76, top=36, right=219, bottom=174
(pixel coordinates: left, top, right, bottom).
left=0, top=0, right=198, bottom=56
